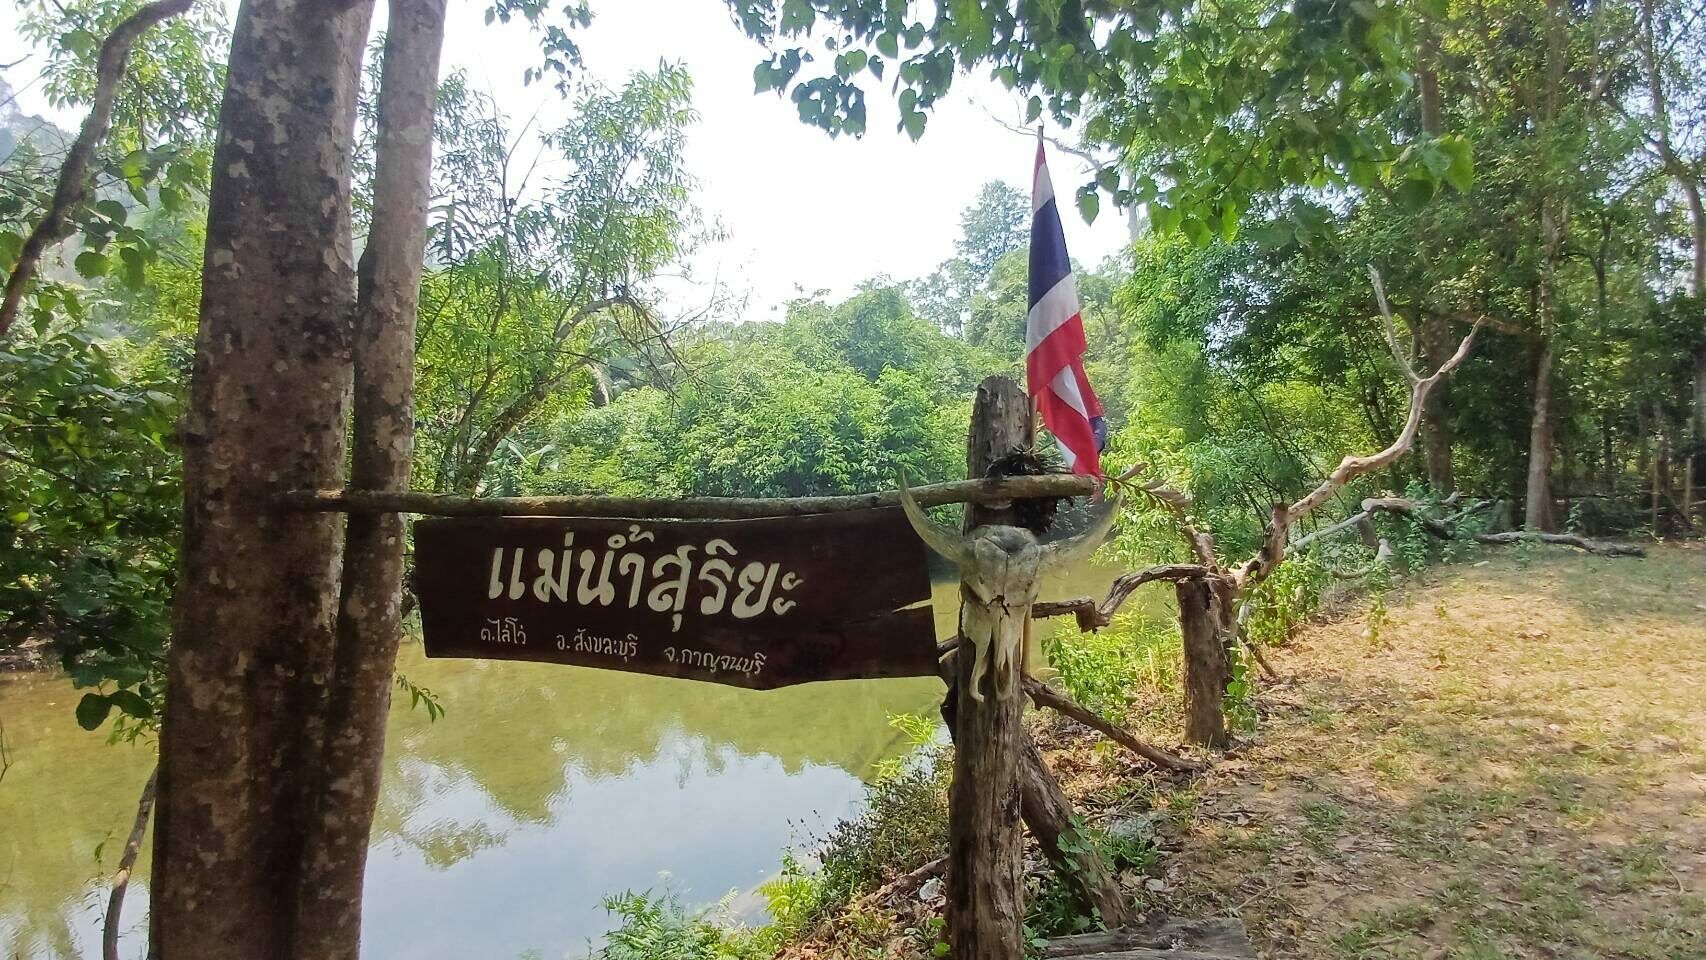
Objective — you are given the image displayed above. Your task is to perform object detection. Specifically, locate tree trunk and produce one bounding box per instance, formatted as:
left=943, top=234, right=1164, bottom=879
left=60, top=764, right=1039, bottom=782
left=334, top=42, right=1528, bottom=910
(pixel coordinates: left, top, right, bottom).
left=154, top=3, right=376, bottom=958
left=1693, top=350, right=1705, bottom=527
left=1419, top=312, right=1456, bottom=493
left=1601, top=414, right=1616, bottom=496
left=947, top=375, right=1029, bottom=960
left=1016, top=735, right=1134, bottom=928
left=293, top=3, right=445, bottom=957
left=1178, top=577, right=1228, bottom=749
left=1525, top=336, right=1556, bottom=531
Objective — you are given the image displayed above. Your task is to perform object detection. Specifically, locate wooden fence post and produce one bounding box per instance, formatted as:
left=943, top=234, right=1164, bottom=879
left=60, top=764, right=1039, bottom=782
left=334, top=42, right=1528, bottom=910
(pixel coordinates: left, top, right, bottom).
left=948, top=375, right=1029, bottom=960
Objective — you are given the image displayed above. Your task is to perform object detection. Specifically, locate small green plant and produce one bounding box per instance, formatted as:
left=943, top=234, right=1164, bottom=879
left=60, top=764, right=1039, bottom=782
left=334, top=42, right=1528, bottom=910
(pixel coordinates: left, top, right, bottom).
left=590, top=891, right=769, bottom=960
left=757, top=852, right=826, bottom=939
left=1223, top=647, right=1258, bottom=733
left=814, top=753, right=950, bottom=911
left=394, top=673, right=446, bottom=722
left=1245, top=552, right=1328, bottom=649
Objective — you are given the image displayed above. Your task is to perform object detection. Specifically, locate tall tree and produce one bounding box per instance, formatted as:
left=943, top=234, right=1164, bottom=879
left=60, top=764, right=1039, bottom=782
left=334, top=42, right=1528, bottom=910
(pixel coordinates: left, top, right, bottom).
left=415, top=66, right=698, bottom=494
left=153, top=3, right=444, bottom=960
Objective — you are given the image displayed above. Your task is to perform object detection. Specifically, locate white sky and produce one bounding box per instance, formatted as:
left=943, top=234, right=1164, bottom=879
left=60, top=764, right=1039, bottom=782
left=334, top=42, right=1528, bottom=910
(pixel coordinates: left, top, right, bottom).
left=1, top=0, right=1130, bottom=320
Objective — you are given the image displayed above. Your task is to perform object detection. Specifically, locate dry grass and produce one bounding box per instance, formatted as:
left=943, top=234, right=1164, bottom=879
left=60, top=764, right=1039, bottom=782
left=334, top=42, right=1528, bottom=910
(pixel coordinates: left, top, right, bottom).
left=1143, top=542, right=1706, bottom=960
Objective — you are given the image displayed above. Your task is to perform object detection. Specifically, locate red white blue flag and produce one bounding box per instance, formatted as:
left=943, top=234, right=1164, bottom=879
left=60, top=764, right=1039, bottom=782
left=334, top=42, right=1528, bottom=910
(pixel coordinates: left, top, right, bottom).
left=1027, top=137, right=1105, bottom=477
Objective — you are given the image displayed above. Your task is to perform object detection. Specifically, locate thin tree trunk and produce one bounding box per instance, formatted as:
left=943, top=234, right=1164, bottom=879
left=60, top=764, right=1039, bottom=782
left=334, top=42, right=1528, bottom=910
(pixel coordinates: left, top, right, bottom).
left=1414, top=20, right=1456, bottom=494
left=1525, top=338, right=1556, bottom=531
left=948, top=376, right=1029, bottom=960
left=293, top=3, right=445, bottom=957
left=1178, top=577, right=1228, bottom=749
left=1419, top=313, right=1456, bottom=493
left=104, top=765, right=158, bottom=960
left=154, top=3, right=375, bottom=958
left=1601, top=414, right=1616, bottom=496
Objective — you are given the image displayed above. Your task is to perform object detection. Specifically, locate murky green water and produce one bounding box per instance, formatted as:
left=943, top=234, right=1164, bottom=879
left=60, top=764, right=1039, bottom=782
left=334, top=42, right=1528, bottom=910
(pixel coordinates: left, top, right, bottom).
left=0, top=565, right=1137, bottom=960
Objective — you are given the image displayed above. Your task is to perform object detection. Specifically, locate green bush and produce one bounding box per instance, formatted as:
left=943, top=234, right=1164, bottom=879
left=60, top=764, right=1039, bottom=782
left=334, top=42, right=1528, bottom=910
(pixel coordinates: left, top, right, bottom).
left=814, top=753, right=951, bottom=910
left=589, top=891, right=769, bottom=960
left=1043, top=615, right=1182, bottom=717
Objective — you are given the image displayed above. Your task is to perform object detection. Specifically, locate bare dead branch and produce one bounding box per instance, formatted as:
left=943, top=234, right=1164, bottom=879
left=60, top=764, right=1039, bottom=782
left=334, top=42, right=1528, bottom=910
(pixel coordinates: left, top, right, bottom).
left=855, top=855, right=948, bottom=907
left=103, top=764, right=159, bottom=960
left=1023, top=675, right=1200, bottom=772
left=0, top=0, right=194, bottom=338
left=1231, top=272, right=1482, bottom=592
left=1473, top=531, right=1646, bottom=556
left=1296, top=496, right=1645, bottom=557
left=1031, top=563, right=1213, bottom=630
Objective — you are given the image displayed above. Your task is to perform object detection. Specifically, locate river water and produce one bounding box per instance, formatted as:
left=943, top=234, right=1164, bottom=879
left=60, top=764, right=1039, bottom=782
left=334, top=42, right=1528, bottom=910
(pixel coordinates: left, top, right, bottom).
left=0, top=565, right=1139, bottom=960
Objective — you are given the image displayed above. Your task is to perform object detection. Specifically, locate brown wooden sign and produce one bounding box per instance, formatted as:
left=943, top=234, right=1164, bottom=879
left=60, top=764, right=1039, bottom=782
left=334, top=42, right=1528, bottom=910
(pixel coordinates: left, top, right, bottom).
left=413, top=507, right=938, bottom=689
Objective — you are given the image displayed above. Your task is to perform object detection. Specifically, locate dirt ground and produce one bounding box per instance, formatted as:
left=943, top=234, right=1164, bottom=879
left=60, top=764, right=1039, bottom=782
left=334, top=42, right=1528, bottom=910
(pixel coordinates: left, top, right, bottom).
left=1140, top=542, right=1706, bottom=959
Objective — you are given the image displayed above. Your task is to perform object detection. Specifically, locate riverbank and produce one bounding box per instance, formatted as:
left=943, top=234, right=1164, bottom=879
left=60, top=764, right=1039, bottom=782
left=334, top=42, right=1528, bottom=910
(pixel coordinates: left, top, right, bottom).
left=647, top=541, right=1703, bottom=960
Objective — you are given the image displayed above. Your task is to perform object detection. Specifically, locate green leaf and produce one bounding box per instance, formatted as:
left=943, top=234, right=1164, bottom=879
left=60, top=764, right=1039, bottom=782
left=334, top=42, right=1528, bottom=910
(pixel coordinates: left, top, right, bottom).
left=108, top=689, right=154, bottom=719
left=1438, top=135, right=1474, bottom=192
left=96, top=199, right=127, bottom=225
left=1394, top=176, right=1435, bottom=212
left=76, top=693, right=113, bottom=731
left=1181, top=216, right=1211, bottom=247
left=1025, top=96, right=1042, bottom=123
left=119, top=246, right=148, bottom=287
left=74, top=250, right=108, bottom=279
left=875, top=32, right=899, bottom=58
left=901, top=109, right=926, bottom=141
left=1075, top=185, right=1099, bottom=224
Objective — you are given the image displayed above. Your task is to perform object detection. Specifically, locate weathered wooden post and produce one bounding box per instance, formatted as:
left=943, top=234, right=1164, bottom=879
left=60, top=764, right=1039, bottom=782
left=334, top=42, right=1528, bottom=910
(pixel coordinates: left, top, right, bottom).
left=949, top=375, right=1030, bottom=959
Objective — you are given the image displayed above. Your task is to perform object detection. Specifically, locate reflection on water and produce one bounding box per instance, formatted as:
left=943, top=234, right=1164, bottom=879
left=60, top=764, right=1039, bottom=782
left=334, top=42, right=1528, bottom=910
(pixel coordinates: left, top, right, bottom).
left=0, top=564, right=1143, bottom=959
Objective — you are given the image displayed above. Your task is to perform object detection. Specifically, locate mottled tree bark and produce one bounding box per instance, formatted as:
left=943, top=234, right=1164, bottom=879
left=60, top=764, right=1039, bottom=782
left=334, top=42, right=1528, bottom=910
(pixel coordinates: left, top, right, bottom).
left=1178, top=576, right=1229, bottom=749
left=948, top=376, right=1029, bottom=960
left=293, top=2, right=446, bottom=957
left=154, top=3, right=375, bottom=957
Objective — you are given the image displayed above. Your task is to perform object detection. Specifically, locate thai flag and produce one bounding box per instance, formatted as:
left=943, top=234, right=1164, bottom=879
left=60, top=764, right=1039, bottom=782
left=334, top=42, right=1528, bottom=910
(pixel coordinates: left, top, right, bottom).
left=1027, top=137, right=1106, bottom=477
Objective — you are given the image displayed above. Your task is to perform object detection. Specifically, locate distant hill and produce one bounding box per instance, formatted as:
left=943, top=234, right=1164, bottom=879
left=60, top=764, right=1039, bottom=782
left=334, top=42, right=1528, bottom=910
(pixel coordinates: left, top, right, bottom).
left=0, top=76, right=71, bottom=162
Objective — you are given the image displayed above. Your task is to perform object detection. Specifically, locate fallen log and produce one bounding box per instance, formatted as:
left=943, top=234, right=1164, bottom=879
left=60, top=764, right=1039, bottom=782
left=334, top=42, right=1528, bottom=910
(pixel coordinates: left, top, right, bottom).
left=1042, top=916, right=1257, bottom=958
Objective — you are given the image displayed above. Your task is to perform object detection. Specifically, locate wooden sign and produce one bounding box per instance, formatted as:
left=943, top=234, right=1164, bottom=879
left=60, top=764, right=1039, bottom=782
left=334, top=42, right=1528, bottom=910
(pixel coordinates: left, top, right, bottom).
left=413, top=507, right=938, bottom=689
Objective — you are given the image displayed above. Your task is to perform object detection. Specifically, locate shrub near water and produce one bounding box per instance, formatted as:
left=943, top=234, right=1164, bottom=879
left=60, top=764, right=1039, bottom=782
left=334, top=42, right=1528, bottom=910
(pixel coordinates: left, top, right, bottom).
left=1043, top=615, right=1183, bottom=719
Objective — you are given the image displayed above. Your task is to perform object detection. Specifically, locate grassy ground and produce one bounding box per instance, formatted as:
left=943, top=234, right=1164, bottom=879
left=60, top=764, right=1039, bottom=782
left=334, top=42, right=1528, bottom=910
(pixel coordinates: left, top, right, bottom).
left=626, top=544, right=1706, bottom=960
left=1136, top=542, right=1706, bottom=960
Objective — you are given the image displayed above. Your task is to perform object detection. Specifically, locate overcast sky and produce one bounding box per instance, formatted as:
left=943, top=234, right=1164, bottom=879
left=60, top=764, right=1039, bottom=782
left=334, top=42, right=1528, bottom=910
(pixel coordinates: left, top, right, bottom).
left=1, top=0, right=1130, bottom=320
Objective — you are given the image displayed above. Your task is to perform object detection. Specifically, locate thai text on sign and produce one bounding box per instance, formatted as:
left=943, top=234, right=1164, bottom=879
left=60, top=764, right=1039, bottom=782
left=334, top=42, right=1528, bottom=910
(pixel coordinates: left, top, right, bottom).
left=412, top=507, right=938, bottom=689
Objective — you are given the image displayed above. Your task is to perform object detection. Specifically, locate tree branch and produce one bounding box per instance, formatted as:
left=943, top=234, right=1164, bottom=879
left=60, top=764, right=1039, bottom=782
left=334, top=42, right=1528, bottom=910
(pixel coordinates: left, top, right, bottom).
left=1232, top=268, right=1482, bottom=591
left=276, top=473, right=1097, bottom=519
left=0, top=0, right=194, bottom=338
left=1023, top=675, right=1200, bottom=772
left=1296, top=496, right=1645, bottom=557
left=103, top=764, right=158, bottom=960
left=1032, top=563, right=1213, bottom=630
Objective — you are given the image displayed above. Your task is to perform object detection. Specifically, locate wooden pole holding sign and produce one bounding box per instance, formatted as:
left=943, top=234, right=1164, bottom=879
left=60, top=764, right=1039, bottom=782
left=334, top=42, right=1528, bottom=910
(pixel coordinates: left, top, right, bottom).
left=946, top=376, right=1031, bottom=960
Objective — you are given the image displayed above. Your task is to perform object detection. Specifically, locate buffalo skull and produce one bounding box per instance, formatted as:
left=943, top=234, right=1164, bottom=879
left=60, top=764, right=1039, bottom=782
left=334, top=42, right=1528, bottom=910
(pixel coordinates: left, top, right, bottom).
left=898, top=475, right=1120, bottom=701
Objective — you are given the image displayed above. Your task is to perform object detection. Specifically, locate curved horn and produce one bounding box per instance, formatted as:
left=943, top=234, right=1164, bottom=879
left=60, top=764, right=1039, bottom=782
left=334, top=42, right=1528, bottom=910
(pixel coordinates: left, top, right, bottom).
left=896, top=470, right=971, bottom=567
left=1039, top=491, right=1123, bottom=571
